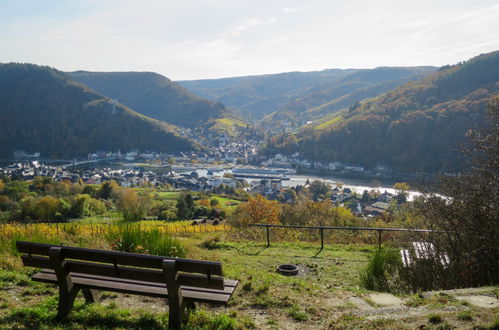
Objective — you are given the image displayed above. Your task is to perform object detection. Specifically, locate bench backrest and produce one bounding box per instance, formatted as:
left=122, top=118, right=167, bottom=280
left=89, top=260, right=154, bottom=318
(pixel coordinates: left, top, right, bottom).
left=17, top=241, right=224, bottom=290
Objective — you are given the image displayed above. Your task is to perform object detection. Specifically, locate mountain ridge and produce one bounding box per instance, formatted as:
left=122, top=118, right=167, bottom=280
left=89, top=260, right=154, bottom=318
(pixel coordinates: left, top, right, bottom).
left=69, top=71, right=227, bottom=128
left=262, top=51, right=499, bottom=173
left=0, top=63, right=200, bottom=158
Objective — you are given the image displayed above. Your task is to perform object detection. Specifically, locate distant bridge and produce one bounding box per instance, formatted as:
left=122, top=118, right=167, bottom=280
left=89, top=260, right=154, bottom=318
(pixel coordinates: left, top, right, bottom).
left=62, top=157, right=116, bottom=167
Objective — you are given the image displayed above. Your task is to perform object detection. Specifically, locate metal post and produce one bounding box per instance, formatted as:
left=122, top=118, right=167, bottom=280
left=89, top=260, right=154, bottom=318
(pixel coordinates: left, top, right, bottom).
left=266, top=226, right=270, bottom=247
left=377, top=230, right=382, bottom=249
left=320, top=228, right=324, bottom=250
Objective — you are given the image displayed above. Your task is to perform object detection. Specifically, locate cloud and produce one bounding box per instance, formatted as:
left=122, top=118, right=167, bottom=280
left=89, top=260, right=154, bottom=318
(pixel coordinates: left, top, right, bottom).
left=0, top=0, right=498, bottom=79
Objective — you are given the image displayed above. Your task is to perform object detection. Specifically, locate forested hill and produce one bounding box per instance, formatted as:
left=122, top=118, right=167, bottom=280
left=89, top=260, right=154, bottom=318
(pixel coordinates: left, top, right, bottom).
left=263, top=51, right=499, bottom=174
left=177, top=69, right=358, bottom=120
left=177, top=67, right=435, bottom=124
left=0, top=64, right=199, bottom=158
left=263, top=66, right=436, bottom=131
left=69, top=71, right=227, bottom=128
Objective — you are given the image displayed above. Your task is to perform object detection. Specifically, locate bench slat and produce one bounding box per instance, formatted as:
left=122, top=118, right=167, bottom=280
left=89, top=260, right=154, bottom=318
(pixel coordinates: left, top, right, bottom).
left=17, top=241, right=223, bottom=275
left=32, top=271, right=233, bottom=304
left=36, top=269, right=238, bottom=295
left=22, top=255, right=225, bottom=290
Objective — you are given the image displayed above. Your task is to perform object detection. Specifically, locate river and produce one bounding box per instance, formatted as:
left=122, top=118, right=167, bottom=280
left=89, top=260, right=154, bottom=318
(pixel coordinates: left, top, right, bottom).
left=181, top=168, right=421, bottom=201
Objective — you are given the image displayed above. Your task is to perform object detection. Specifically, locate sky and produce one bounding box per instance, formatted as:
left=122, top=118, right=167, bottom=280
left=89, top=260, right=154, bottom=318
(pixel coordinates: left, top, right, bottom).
left=1, top=0, right=498, bottom=80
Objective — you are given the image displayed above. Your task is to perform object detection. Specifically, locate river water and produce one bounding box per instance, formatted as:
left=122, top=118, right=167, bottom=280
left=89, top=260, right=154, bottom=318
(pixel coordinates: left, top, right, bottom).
left=184, top=169, right=421, bottom=201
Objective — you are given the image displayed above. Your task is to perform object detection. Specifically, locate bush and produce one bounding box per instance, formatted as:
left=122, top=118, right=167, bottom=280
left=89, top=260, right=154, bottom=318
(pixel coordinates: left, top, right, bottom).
left=107, top=224, right=185, bottom=258
left=360, top=247, right=403, bottom=292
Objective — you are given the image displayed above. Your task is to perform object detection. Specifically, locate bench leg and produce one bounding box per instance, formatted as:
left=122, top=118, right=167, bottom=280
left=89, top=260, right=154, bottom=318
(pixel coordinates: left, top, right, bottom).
left=56, top=287, right=80, bottom=321
left=82, top=288, right=99, bottom=304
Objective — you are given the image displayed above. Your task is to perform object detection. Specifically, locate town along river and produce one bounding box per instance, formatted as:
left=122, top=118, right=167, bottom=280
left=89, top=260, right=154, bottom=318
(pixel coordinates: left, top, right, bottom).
left=180, top=168, right=422, bottom=201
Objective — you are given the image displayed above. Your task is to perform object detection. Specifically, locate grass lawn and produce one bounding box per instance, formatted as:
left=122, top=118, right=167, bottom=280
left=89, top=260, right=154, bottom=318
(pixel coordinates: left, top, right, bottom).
left=0, top=233, right=497, bottom=329
left=209, top=196, right=241, bottom=209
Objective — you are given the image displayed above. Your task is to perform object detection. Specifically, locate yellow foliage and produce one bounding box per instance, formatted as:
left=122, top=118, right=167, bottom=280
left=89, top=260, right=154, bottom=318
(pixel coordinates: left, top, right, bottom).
left=234, top=195, right=281, bottom=225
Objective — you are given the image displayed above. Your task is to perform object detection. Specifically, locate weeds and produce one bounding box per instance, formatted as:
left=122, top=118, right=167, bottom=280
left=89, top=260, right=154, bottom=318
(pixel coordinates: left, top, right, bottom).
left=428, top=313, right=443, bottom=324
left=288, top=306, right=308, bottom=321
left=457, top=310, right=473, bottom=321
left=360, top=247, right=402, bottom=292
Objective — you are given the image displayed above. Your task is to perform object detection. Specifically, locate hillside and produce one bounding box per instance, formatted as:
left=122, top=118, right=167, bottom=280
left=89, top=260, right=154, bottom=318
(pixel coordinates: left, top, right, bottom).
left=178, top=67, right=435, bottom=126
left=178, top=69, right=358, bottom=120
left=263, top=51, right=499, bottom=173
left=0, top=64, right=199, bottom=158
left=263, top=66, right=436, bottom=131
left=69, top=71, right=226, bottom=128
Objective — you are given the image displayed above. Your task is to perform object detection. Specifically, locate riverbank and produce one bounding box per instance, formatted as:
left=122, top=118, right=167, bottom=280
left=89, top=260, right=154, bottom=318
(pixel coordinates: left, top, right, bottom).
left=296, top=167, right=433, bottom=187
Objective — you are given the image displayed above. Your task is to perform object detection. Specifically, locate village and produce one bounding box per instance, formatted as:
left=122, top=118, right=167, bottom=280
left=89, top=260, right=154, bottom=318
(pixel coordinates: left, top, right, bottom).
left=0, top=159, right=402, bottom=220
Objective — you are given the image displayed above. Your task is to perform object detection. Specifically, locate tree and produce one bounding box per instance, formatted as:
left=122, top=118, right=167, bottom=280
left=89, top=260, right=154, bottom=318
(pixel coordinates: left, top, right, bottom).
left=393, top=182, right=410, bottom=203
left=32, top=196, right=60, bottom=221
left=4, top=180, right=29, bottom=200
left=305, top=200, right=337, bottom=226
left=0, top=179, right=3, bottom=193
left=96, top=180, right=119, bottom=200
left=231, top=195, right=281, bottom=226
left=413, top=101, right=498, bottom=289
left=115, top=188, right=148, bottom=222
left=210, top=198, right=219, bottom=208
left=309, top=180, right=331, bottom=201
left=361, top=190, right=369, bottom=203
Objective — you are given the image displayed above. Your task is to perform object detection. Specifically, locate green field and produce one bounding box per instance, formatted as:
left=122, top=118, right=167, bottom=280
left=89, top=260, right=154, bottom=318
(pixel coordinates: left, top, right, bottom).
left=1, top=230, right=497, bottom=329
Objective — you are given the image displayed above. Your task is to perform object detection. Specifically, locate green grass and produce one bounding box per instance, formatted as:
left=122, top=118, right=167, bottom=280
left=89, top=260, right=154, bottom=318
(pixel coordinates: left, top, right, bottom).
left=288, top=306, right=308, bottom=321
left=457, top=310, right=473, bottom=321
left=209, top=196, right=241, bottom=209
left=1, top=234, right=497, bottom=329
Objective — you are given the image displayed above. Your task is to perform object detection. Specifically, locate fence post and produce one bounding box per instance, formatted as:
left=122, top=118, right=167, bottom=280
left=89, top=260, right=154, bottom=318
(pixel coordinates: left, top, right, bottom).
left=377, top=230, right=382, bottom=249
left=320, top=228, right=324, bottom=250
left=266, top=226, right=270, bottom=247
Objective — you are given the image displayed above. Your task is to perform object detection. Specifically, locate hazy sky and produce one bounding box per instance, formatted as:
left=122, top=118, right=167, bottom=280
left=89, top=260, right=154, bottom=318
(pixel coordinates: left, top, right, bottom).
left=1, top=0, right=498, bottom=80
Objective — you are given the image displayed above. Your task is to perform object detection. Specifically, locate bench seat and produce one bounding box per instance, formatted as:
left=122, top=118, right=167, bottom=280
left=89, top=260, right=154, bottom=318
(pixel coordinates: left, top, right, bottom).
left=32, top=269, right=238, bottom=304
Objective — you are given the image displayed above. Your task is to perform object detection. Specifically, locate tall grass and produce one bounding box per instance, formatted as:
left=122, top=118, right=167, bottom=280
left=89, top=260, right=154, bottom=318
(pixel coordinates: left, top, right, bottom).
left=360, top=247, right=403, bottom=292
left=106, top=224, right=186, bottom=258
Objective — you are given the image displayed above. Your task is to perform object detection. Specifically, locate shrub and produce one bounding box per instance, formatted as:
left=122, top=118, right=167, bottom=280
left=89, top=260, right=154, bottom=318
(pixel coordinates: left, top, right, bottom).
left=360, top=247, right=402, bottom=292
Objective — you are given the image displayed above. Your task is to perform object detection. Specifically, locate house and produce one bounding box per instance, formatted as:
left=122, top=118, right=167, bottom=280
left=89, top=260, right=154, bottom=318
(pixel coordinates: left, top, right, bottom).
left=348, top=201, right=364, bottom=217
left=364, top=201, right=390, bottom=217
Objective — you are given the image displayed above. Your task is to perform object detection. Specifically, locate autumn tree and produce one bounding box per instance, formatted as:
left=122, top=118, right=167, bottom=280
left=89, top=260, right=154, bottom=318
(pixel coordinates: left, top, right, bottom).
left=393, top=182, right=410, bottom=203
left=115, top=188, right=149, bottom=222
left=96, top=180, right=119, bottom=200
left=231, top=195, right=281, bottom=226
left=0, top=179, right=3, bottom=193
left=36, top=196, right=61, bottom=221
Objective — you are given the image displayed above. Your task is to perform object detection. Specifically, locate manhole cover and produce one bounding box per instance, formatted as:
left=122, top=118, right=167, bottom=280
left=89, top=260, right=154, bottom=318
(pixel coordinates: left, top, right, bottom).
left=277, top=264, right=299, bottom=276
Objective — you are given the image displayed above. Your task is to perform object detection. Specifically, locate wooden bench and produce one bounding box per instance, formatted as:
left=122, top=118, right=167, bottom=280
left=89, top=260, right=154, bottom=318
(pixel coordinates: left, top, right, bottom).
left=17, top=241, right=238, bottom=329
